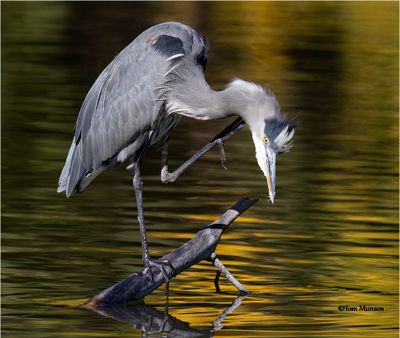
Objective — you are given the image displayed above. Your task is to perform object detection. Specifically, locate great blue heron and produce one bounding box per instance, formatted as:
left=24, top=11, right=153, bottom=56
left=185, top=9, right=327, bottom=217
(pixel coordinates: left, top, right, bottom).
left=58, top=22, right=296, bottom=282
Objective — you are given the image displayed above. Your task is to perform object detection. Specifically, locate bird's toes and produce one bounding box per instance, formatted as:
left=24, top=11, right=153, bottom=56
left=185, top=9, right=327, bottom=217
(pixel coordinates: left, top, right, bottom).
left=145, top=258, right=176, bottom=284
left=216, top=139, right=228, bottom=169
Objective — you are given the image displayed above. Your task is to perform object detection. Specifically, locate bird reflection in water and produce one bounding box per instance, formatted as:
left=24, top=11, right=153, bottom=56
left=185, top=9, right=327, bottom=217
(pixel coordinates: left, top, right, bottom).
left=87, top=294, right=246, bottom=337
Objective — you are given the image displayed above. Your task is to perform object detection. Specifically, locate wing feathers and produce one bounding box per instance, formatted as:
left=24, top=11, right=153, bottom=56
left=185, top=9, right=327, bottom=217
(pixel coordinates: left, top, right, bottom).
left=58, top=22, right=209, bottom=196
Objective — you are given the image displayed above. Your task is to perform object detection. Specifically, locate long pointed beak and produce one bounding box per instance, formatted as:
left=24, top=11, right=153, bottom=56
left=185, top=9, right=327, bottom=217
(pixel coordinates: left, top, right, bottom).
left=265, top=146, right=276, bottom=204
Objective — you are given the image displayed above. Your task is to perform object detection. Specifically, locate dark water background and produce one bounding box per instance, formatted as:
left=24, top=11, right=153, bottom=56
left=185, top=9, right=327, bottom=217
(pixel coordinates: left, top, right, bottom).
left=2, top=2, right=398, bottom=337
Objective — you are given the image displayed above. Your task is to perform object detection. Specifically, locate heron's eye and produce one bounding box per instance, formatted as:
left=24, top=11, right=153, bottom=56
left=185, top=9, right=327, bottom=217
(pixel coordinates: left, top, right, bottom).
left=263, top=136, right=269, bottom=144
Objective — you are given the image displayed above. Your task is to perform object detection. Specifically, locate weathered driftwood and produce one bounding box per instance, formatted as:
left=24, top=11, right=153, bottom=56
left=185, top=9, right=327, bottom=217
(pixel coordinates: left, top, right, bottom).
left=84, top=198, right=257, bottom=308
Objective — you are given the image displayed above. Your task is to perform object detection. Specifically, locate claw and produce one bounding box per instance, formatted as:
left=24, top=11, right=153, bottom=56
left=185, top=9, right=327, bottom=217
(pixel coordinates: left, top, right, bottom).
left=216, top=139, right=228, bottom=170
left=144, top=258, right=176, bottom=285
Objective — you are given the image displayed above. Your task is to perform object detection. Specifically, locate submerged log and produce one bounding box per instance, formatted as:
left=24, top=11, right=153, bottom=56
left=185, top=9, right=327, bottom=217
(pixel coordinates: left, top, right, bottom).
left=84, top=198, right=257, bottom=308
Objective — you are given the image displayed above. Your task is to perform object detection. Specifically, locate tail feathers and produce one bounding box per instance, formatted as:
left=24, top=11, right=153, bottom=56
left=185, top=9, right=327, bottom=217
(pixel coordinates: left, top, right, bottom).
left=57, top=141, right=85, bottom=197
left=66, top=149, right=85, bottom=197
left=57, top=141, right=108, bottom=197
left=57, top=141, right=78, bottom=197
left=76, top=166, right=106, bottom=193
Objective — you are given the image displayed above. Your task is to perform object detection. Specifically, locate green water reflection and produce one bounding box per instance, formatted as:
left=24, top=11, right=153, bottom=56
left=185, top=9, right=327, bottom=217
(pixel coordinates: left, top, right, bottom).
left=2, top=2, right=398, bottom=337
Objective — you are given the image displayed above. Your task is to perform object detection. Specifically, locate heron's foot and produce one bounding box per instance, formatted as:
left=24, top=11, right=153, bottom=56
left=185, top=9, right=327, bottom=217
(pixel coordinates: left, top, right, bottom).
left=144, top=257, right=176, bottom=285
left=160, top=169, right=176, bottom=183
left=216, top=139, right=228, bottom=170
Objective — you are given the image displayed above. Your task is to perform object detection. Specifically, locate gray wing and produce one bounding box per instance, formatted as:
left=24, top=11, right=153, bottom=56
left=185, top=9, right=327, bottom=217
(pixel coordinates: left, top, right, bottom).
left=57, top=22, right=208, bottom=197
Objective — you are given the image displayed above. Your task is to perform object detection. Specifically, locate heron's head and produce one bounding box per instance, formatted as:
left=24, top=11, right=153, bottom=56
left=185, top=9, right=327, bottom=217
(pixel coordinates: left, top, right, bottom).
left=251, top=117, right=296, bottom=203
left=226, top=79, right=296, bottom=203
left=227, top=79, right=296, bottom=203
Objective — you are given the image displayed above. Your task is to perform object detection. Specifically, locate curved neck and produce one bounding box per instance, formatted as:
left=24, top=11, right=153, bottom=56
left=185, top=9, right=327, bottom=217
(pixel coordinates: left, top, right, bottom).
left=166, top=74, right=279, bottom=129
left=166, top=81, right=243, bottom=120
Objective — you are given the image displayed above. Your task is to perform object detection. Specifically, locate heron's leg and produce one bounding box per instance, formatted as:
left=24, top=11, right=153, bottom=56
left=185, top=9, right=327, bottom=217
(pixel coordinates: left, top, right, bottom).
left=133, top=166, right=176, bottom=286
left=133, top=165, right=150, bottom=266
left=161, top=117, right=245, bottom=183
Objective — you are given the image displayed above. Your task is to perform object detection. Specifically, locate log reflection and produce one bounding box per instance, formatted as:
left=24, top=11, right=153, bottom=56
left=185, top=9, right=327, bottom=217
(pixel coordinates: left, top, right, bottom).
left=88, top=294, right=247, bottom=337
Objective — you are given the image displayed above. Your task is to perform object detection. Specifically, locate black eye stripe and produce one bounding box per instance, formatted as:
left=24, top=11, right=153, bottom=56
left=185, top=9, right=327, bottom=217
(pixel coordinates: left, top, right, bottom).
left=264, top=118, right=296, bottom=139
left=264, top=117, right=296, bottom=153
